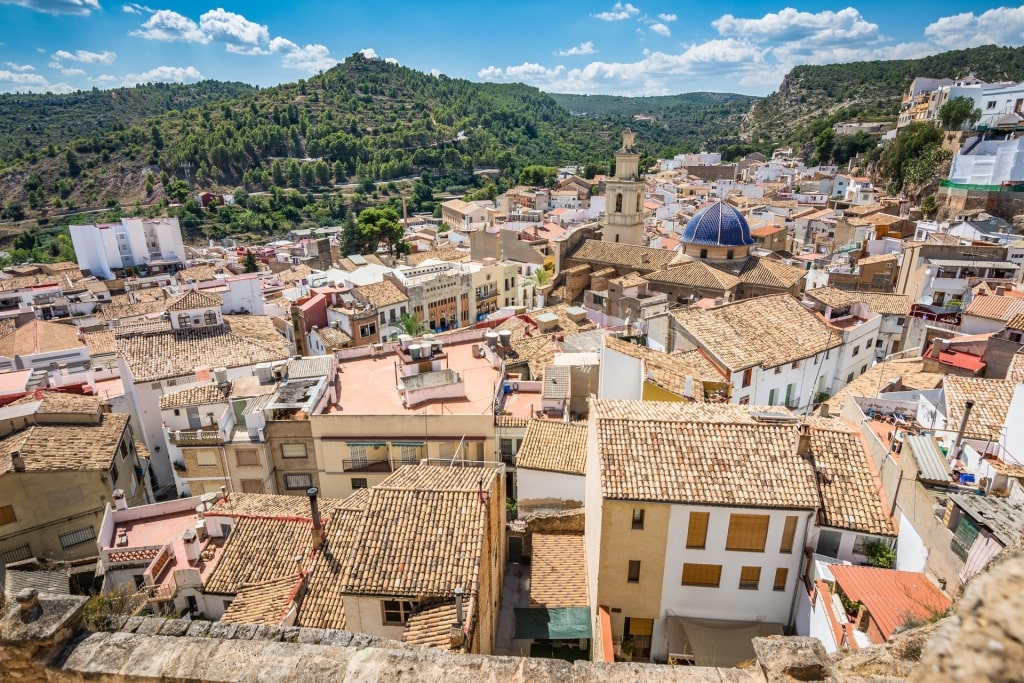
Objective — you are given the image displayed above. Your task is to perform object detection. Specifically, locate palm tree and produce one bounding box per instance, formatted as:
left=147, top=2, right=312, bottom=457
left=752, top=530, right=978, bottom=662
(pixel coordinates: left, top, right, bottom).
left=528, top=267, right=551, bottom=288
left=398, top=312, right=424, bottom=336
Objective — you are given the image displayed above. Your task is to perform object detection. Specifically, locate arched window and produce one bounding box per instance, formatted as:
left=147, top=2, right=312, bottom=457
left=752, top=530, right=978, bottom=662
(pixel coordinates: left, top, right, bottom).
left=637, top=193, right=642, bottom=212
left=615, top=193, right=623, bottom=213
left=204, top=310, right=218, bottom=325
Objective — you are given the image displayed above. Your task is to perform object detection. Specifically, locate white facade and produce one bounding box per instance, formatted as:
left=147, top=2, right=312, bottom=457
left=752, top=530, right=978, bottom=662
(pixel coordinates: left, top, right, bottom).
left=948, top=136, right=1024, bottom=186
left=728, top=352, right=841, bottom=413
left=648, top=504, right=814, bottom=661
left=71, top=217, right=186, bottom=279
left=830, top=310, right=882, bottom=394
left=516, top=468, right=585, bottom=513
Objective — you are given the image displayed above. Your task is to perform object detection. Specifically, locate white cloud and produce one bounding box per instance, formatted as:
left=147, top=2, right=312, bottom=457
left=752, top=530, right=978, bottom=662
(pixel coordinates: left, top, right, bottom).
left=4, top=62, right=35, bottom=72
left=593, top=2, right=639, bottom=21
left=712, top=7, right=880, bottom=44
left=359, top=48, right=379, bottom=59
left=121, top=2, right=151, bottom=13
left=384, top=57, right=399, bottom=64
left=280, top=43, right=337, bottom=72
left=477, top=65, right=505, bottom=80
left=650, top=23, right=670, bottom=37
left=198, top=8, right=269, bottom=48
left=0, top=70, right=48, bottom=86
left=48, top=61, right=86, bottom=76
left=429, top=68, right=442, bottom=77
left=925, top=7, right=1024, bottom=48
left=0, top=0, right=99, bottom=16
left=0, top=69, right=74, bottom=93
left=658, top=13, right=676, bottom=22
left=52, top=49, right=116, bottom=64
left=122, top=65, right=204, bottom=86
left=91, top=74, right=118, bottom=83
left=122, top=3, right=139, bottom=12
left=131, top=9, right=211, bottom=43
left=556, top=41, right=597, bottom=56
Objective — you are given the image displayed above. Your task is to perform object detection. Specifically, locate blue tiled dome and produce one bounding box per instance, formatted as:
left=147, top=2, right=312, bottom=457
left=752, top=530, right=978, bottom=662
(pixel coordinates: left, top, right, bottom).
left=681, top=201, right=754, bottom=247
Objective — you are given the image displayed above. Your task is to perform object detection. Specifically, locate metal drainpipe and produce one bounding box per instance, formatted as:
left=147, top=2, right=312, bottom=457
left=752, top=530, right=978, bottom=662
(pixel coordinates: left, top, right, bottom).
left=951, top=399, right=975, bottom=463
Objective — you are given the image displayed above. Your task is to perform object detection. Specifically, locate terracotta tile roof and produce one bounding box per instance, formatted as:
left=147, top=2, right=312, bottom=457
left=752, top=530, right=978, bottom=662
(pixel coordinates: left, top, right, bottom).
left=805, top=287, right=911, bottom=316
left=672, top=294, right=840, bottom=370
left=203, top=516, right=315, bottom=595
left=805, top=418, right=894, bottom=536
left=494, top=415, right=529, bottom=429
left=166, top=289, right=223, bottom=311
left=503, top=334, right=560, bottom=381
left=963, top=295, right=1024, bottom=322
left=529, top=534, right=588, bottom=608
left=604, top=336, right=706, bottom=399
left=405, top=246, right=468, bottom=266
left=112, top=318, right=172, bottom=336
left=0, top=319, right=83, bottom=357
left=220, top=574, right=302, bottom=625
left=826, top=358, right=942, bottom=412
left=592, top=399, right=818, bottom=508
left=101, top=298, right=168, bottom=323
left=1006, top=313, right=1024, bottom=331
left=516, top=421, right=588, bottom=475
left=719, top=256, right=806, bottom=289
left=644, top=261, right=739, bottom=291
left=1007, top=350, right=1024, bottom=383
left=117, top=316, right=289, bottom=382
left=496, top=305, right=596, bottom=342
left=175, top=265, right=221, bottom=283
left=671, top=349, right=727, bottom=380
left=277, top=265, right=314, bottom=285
left=7, top=390, right=103, bottom=415
left=828, top=565, right=950, bottom=640
left=296, top=507, right=364, bottom=630
left=337, top=465, right=497, bottom=598
left=315, top=326, right=352, bottom=348
left=212, top=492, right=345, bottom=518
left=568, top=240, right=681, bottom=271
left=943, top=376, right=1015, bottom=439
left=0, top=412, right=128, bottom=474
left=82, top=330, right=116, bottom=356
left=159, top=383, right=229, bottom=410
left=0, top=319, right=15, bottom=338
left=106, top=547, right=160, bottom=564
left=844, top=203, right=886, bottom=217
left=355, top=279, right=408, bottom=308
left=610, top=271, right=647, bottom=288
left=0, top=274, right=59, bottom=292
left=403, top=600, right=471, bottom=650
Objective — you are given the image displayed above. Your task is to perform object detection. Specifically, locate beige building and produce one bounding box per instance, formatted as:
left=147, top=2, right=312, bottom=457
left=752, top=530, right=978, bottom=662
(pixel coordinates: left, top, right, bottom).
left=0, top=391, right=148, bottom=563
left=601, top=129, right=648, bottom=246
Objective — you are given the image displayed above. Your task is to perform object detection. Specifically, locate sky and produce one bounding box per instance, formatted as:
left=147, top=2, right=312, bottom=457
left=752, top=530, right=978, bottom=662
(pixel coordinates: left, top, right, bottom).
left=1, top=1, right=1024, bottom=97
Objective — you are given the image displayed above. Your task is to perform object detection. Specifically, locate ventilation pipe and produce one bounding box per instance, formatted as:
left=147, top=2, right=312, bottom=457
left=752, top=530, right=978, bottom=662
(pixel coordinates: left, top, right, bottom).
left=449, top=586, right=466, bottom=650
left=307, top=486, right=324, bottom=547
left=952, top=400, right=975, bottom=463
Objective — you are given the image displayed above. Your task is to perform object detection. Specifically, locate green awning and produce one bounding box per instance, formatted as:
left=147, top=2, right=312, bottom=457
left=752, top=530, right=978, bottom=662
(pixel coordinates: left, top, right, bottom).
left=514, top=607, right=592, bottom=640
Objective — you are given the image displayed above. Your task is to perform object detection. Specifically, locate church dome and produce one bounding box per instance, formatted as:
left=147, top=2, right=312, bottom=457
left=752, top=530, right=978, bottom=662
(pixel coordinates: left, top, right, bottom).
left=680, top=201, right=754, bottom=247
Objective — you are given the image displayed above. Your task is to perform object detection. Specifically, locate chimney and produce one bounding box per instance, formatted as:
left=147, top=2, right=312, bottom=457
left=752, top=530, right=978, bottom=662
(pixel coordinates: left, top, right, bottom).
left=797, top=423, right=812, bottom=457
left=819, top=403, right=830, bottom=418
left=100, top=401, right=113, bottom=414
left=11, top=450, right=24, bottom=472
left=928, top=339, right=943, bottom=359
left=307, top=486, right=324, bottom=547
left=181, top=528, right=201, bottom=563
left=449, top=586, right=466, bottom=650
left=112, top=488, right=128, bottom=510
left=952, top=400, right=975, bottom=463
left=220, top=485, right=228, bottom=503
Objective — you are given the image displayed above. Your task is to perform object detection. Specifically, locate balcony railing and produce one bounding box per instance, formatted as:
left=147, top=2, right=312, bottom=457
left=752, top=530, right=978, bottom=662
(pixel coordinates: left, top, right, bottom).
left=167, top=427, right=225, bottom=446
left=339, top=459, right=395, bottom=473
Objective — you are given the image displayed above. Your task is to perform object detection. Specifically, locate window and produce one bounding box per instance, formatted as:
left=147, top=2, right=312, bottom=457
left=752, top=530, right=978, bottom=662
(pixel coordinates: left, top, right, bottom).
left=681, top=563, right=722, bottom=587
left=739, top=566, right=761, bottom=590
left=109, top=461, right=119, bottom=484
left=742, top=368, right=752, bottom=388
left=861, top=364, right=867, bottom=374
left=349, top=444, right=368, bottom=469
left=359, top=322, right=377, bottom=338
left=768, top=389, right=777, bottom=406
left=846, top=372, right=854, bottom=384
left=987, top=100, right=997, bottom=109
left=852, top=535, right=876, bottom=555
left=204, top=310, right=218, bottom=325
left=774, top=365, right=782, bottom=374
left=615, top=193, right=623, bottom=213
left=240, top=479, right=264, bottom=493
left=773, top=567, right=789, bottom=591
left=726, top=514, right=770, bottom=552
left=686, top=511, right=709, bottom=549
left=627, top=560, right=641, bottom=583
left=852, top=345, right=859, bottom=356
left=235, top=449, right=259, bottom=467
left=177, top=313, right=192, bottom=328
left=700, top=249, right=708, bottom=259
left=864, top=339, right=872, bottom=348
left=281, top=444, right=307, bottom=459
left=351, top=478, right=368, bottom=490
left=382, top=600, right=416, bottom=625
left=284, top=473, right=313, bottom=490
left=780, top=516, right=798, bottom=553
left=631, top=509, right=645, bottom=530
left=791, top=361, right=800, bottom=370
left=896, top=317, right=906, bottom=326
left=2, top=543, right=32, bottom=564
left=738, top=395, right=750, bottom=405
left=195, top=450, right=218, bottom=467
left=59, top=525, right=97, bottom=550
left=875, top=339, right=883, bottom=348
left=0, top=504, right=16, bottom=526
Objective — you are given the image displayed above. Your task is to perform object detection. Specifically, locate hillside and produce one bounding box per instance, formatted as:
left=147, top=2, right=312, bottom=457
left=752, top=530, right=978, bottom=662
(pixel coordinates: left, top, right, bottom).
left=0, top=81, right=257, bottom=165
left=744, top=44, right=1024, bottom=144
left=0, top=55, right=759, bottom=227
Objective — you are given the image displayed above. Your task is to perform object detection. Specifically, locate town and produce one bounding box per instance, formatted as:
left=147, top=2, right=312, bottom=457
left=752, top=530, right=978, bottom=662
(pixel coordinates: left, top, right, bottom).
left=2, top=73, right=1024, bottom=682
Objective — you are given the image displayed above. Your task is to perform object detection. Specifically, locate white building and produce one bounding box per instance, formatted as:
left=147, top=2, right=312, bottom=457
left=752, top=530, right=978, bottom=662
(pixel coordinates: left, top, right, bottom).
left=70, top=217, right=186, bottom=279
left=515, top=420, right=586, bottom=515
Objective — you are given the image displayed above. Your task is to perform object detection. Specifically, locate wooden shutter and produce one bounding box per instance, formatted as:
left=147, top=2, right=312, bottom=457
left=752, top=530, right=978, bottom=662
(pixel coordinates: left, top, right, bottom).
left=726, top=514, right=769, bottom=552
left=686, top=511, right=709, bottom=549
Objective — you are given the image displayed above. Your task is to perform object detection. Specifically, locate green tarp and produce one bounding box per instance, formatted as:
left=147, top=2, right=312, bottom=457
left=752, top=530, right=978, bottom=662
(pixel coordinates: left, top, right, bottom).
left=514, top=607, right=592, bottom=640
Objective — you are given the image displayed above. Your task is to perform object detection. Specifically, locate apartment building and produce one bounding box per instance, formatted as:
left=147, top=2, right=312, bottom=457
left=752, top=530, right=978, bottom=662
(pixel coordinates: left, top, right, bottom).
left=71, top=217, right=186, bottom=279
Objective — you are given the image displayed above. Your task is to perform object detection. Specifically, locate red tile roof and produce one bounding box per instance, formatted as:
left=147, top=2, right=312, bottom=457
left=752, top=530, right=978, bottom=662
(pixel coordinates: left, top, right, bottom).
left=829, top=565, right=950, bottom=641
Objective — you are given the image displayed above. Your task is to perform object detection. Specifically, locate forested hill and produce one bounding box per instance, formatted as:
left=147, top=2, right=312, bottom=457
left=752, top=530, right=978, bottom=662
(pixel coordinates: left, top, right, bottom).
left=0, top=54, right=757, bottom=214
left=744, top=44, right=1024, bottom=144
left=0, top=81, right=256, bottom=164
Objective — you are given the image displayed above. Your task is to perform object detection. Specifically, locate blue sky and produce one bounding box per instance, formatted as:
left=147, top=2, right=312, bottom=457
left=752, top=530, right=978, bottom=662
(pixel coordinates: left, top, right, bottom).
left=1, top=1, right=1024, bottom=96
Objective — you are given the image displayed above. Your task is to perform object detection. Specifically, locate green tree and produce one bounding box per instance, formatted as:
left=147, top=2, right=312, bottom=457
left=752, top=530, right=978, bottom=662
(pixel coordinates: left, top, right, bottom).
left=921, top=194, right=938, bottom=218
left=518, top=165, right=557, bottom=187
left=939, top=96, right=982, bottom=131
left=528, top=267, right=551, bottom=288
left=166, top=179, right=190, bottom=204
left=879, top=122, right=944, bottom=192
left=341, top=211, right=360, bottom=255
left=397, top=311, right=424, bottom=336
left=356, top=206, right=404, bottom=255
left=65, top=149, right=81, bottom=177
left=243, top=249, right=259, bottom=273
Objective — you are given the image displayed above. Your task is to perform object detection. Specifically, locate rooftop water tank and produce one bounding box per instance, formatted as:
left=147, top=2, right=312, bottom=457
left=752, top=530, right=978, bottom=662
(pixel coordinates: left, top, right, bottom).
left=408, top=343, right=422, bottom=360
left=485, top=331, right=499, bottom=348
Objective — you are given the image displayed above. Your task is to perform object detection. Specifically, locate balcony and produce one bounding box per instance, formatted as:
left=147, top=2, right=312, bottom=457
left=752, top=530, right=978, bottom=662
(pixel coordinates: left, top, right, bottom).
left=339, top=458, right=394, bottom=473
left=167, top=426, right=225, bottom=446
